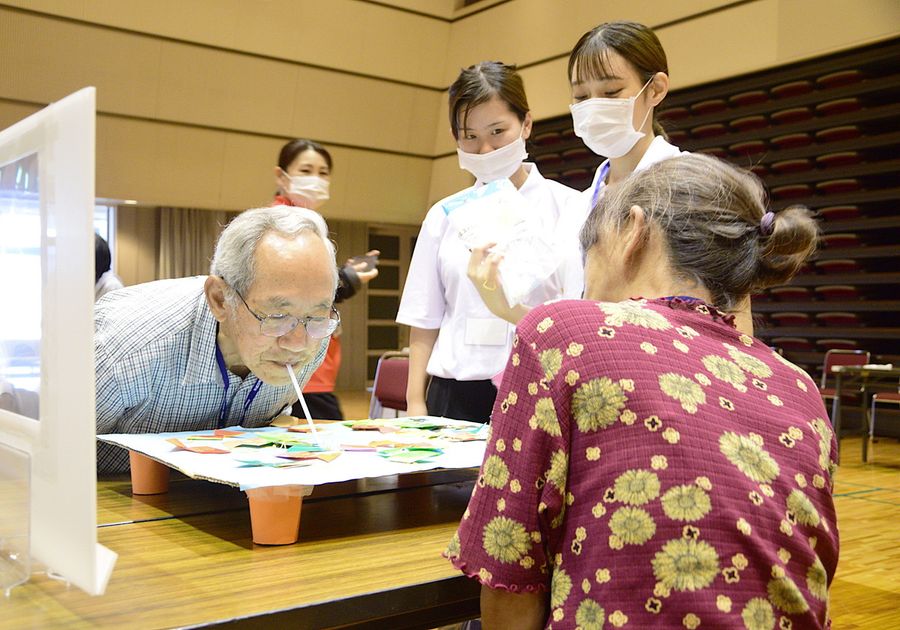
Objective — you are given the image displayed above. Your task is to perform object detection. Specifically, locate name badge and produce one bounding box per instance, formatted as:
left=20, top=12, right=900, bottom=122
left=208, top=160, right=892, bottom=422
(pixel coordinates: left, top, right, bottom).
left=464, top=318, right=509, bottom=346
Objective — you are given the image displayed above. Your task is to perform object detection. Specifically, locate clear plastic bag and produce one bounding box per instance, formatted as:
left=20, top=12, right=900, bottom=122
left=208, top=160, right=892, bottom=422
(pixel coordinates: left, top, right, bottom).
left=441, top=180, right=562, bottom=307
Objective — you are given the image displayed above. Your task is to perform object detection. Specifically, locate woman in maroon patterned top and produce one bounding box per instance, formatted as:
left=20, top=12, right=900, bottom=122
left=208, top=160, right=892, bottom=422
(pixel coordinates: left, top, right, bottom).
left=447, top=154, right=836, bottom=629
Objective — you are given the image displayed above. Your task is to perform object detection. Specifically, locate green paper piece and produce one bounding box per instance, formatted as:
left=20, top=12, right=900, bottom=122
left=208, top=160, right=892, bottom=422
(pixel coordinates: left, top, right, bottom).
left=377, top=446, right=444, bottom=464
left=287, top=443, right=325, bottom=453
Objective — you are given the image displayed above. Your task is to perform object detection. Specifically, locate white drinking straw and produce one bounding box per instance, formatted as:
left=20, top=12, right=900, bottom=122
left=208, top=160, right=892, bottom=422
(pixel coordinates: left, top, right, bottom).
left=286, top=364, right=321, bottom=447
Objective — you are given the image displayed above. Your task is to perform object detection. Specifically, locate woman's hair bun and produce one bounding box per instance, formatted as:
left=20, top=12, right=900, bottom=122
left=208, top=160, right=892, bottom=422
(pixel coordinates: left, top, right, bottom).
left=754, top=205, right=819, bottom=290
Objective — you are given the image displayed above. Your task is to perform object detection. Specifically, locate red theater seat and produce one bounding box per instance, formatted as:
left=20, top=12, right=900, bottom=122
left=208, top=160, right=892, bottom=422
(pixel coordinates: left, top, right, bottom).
left=816, top=152, right=861, bottom=169
left=699, top=146, right=729, bottom=159
left=562, top=146, right=592, bottom=161
left=816, top=98, right=862, bottom=116
left=691, top=123, right=727, bottom=138
left=817, top=205, right=861, bottom=221
left=749, top=164, right=768, bottom=178
left=772, top=312, right=813, bottom=326
left=771, top=184, right=812, bottom=200
left=820, top=233, right=862, bottom=249
left=816, top=338, right=860, bottom=351
left=816, top=126, right=861, bottom=143
left=816, top=312, right=861, bottom=327
left=816, top=179, right=861, bottom=195
left=773, top=337, right=815, bottom=352
left=771, top=287, right=812, bottom=302
left=729, top=139, right=768, bottom=155
left=691, top=99, right=728, bottom=115
left=816, top=69, right=864, bottom=89
left=771, top=80, right=814, bottom=99
left=729, top=90, right=769, bottom=107
left=814, top=284, right=861, bottom=300
left=771, top=133, right=813, bottom=149
left=658, top=106, right=690, bottom=121
left=533, top=131, right=561, bottom=146
left=771, top=107, right=813, bottom=125
left=730, top=115, right=768, bottom=131
left=666, top=129, right=690, bottom=144
left=771, top=158, right=813, bottom=174
left=535, top=152, right=563, bottom=168
left=814, top=260, right=862, bottom=275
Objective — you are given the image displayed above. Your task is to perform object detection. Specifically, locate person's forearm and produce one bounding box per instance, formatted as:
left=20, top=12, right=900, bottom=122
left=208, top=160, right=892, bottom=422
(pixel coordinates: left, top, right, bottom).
left=407, top=327, right=439, bottom=411
left=480, top=585, right=546, bottom=630
left=496, top=303, right=530, bottom=325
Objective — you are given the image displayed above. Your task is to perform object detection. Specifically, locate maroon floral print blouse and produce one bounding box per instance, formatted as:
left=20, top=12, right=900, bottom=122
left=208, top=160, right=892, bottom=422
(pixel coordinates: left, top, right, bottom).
left=447, top=297, right=838, bottom=629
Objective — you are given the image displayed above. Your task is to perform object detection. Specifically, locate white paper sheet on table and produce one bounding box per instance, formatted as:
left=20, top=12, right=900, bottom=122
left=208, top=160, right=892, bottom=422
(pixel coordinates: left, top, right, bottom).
left=98, top=418, right=487, bottom=490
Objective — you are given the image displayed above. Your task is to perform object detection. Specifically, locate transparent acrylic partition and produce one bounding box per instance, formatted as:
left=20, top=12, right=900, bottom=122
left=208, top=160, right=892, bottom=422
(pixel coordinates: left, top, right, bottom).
left=0, top=88, right=117, bottom=596
left=0, top=442, right=30, bottom=597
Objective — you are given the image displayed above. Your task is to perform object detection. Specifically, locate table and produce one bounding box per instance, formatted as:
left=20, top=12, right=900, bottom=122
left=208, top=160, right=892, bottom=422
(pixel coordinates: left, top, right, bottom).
left=830, top=365, right=900, bottom=462
left=3, top=471, right=481, bottom=629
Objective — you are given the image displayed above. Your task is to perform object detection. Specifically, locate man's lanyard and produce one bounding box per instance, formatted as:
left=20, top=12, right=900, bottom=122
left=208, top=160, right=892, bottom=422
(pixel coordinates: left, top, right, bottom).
left=214, top=344, right=263, bottom=428
left=591, top=161, right=611, bottom=209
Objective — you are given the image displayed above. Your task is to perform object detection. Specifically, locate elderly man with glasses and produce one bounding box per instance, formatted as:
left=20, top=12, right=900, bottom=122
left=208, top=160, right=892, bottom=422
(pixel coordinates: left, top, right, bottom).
left=94, top=205, right=339, bottom=473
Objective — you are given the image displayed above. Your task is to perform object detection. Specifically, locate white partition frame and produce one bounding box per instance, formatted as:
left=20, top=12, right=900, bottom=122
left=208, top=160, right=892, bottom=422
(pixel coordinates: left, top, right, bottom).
left=0, top=88, right=116, bottom=595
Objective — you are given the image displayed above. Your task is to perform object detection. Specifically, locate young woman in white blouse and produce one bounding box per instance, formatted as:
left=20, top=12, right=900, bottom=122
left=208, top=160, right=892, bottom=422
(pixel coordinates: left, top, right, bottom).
left=469, top=21, right=687, bottom=315
left=396, top=62, right=581, bottom=423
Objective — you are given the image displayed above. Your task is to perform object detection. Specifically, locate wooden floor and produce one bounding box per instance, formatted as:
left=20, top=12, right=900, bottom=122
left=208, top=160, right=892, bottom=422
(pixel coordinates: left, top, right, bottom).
left=336, top=390, right=900, bottom=629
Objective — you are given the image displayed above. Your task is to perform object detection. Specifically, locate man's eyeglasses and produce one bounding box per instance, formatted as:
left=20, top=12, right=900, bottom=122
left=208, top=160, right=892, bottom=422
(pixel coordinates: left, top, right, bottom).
left=226, top=282, right=340, bottom=339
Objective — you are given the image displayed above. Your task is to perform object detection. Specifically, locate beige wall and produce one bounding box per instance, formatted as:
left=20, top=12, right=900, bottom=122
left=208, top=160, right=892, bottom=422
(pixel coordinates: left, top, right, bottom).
left=1, top=0, right=898, bottom=219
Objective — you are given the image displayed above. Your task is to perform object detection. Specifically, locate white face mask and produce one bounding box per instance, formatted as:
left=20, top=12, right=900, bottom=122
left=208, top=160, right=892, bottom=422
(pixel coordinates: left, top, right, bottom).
left=457, top=134, right=527, bottom=183
left=285, top=174, right=330, bottom=209
left=570, top=78, right=654, bottom=158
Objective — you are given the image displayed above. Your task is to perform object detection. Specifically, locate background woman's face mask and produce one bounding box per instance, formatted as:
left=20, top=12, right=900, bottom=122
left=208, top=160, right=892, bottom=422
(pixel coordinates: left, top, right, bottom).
left=286, top=174, right=330, bottom=209
left=570, top=78, right=653, bottom=158
left=457, top=134, right=528, bottom=183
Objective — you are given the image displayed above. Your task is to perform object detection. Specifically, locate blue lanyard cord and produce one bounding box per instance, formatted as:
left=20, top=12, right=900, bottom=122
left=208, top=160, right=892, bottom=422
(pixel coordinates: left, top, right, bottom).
left=214, top=344, right=263, bottom=428
left=591, top=161, right=611, bottom=208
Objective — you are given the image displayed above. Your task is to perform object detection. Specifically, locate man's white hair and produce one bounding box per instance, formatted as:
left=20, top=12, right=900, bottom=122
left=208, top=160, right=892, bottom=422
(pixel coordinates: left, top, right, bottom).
left=210, top=205, right=338, bottom=302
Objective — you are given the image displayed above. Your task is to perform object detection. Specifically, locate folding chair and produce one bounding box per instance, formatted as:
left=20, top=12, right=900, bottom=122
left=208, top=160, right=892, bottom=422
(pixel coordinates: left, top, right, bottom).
left=820, top=349, right=870, bottom=425
left=368, top=350, right=410, bottom=419
left=870, top=379, right=900, bottom=457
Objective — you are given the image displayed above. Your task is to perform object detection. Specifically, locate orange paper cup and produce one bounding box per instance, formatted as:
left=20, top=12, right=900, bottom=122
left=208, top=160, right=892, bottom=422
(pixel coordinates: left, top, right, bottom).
left=129, top=451, right=170, bottom=495
left=245, top=485, right=306, bottom=545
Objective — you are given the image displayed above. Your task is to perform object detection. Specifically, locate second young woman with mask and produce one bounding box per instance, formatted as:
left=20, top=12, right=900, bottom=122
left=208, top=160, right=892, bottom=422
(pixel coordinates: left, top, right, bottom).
left=397, top=62, right=582, bottom=423
left=468, top=21, right=684, bottom=323
left=569, top=20, right=682, bottom=210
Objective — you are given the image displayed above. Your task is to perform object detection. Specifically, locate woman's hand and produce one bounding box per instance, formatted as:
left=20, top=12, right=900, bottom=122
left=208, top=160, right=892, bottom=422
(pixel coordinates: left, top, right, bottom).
left=407, top=327, right=439, bottom=419
left=347, top=249, right=380, bottom=284
left=467, top=243, right=529, bottom=325
left=406, top=400, right=429, bottom=417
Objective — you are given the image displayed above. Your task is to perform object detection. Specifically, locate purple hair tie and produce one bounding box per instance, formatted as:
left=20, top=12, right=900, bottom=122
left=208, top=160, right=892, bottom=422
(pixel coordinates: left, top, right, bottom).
left=759, top=211, right=776, bottom=236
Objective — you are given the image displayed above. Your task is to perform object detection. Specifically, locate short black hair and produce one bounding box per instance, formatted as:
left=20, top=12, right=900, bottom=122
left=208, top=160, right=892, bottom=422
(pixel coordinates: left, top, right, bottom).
left=277, top=139, right=333, bottom=172
left=95, top=233, right=111, bottom=283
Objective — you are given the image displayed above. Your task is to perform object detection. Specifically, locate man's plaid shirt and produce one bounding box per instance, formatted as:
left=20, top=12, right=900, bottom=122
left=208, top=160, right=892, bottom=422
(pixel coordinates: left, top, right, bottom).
left=95, top=277, right=325, bottom=473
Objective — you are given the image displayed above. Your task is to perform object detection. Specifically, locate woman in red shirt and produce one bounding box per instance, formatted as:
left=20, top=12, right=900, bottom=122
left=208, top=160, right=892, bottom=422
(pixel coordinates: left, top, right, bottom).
left=274, top=139, right=378, bottom=419
left=447, top=154, right=837, bottom=629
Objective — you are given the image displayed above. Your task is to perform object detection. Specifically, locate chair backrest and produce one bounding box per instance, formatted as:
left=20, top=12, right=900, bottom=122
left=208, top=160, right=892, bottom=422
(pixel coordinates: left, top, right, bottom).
left=820, top=349, right=870, bottom=388
left=369, top=350, right=409, bottom=418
